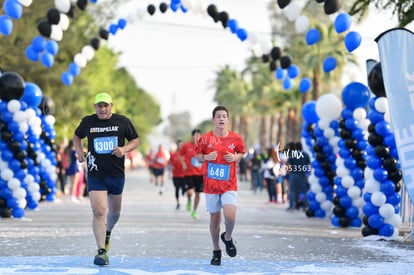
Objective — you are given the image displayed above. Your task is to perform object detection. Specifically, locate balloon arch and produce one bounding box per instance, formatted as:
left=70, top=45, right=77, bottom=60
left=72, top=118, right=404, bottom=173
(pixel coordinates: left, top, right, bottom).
left=0, top=0, right=408, bottom=241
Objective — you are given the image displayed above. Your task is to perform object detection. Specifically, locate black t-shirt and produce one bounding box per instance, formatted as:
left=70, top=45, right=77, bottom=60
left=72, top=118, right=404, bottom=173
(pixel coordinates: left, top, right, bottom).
left=74, top=113, right=139, bottom=178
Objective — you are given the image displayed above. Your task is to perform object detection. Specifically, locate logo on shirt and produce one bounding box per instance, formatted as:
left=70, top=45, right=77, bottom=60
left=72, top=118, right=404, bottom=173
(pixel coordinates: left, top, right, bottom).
left=90, top=126, right=119, bottom=133
left=228, top=144, right=235, bottom=151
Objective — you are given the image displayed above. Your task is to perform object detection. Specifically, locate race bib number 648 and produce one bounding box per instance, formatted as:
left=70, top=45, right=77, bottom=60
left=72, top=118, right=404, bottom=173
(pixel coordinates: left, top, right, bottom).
left=207, top=163, right=230, bottom=181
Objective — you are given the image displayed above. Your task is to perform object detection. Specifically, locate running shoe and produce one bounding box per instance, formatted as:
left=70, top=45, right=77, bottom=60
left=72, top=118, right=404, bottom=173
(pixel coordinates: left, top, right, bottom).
left=94, top=249, right=109, bottom=266
left=210, top=250, right=221, bottom=266
left=221, top=232, right=237, bottom=257
left=186, top=200, right=191, bottom=212
left=191, top=211, right=198, bottom=219
left=176, top=203, right=180, bottom=210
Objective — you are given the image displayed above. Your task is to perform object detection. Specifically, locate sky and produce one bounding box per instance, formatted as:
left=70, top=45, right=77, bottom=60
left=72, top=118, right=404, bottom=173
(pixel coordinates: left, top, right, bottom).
left=108, top=0, right=412, bottom=128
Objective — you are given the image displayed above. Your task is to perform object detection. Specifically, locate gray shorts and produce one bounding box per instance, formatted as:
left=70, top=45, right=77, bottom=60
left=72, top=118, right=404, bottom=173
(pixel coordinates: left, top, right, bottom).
left=205, top=191, right=238, bottom=213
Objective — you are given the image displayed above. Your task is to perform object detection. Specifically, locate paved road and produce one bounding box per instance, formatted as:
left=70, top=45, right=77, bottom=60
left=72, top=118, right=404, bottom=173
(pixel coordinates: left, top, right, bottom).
left=0, top=168, right=413, bottom=274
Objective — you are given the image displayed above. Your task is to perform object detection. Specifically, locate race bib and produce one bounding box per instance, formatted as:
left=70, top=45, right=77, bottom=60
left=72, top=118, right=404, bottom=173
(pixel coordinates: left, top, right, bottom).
left=191, top=157, right=202, bottom=168
left=207, top=163, right=230, bottom=181
left=94, top=136, right=117, bottom=154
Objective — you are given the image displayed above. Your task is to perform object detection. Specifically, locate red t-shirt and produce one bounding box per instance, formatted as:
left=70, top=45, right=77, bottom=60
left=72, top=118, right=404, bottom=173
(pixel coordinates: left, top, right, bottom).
left=196, top=131, right=245, bottom=194
left=169, top=151, right=185, bottom=178
left=179, top=141, right=203, bottom=176
left=152, top=150, right=168, bottom=169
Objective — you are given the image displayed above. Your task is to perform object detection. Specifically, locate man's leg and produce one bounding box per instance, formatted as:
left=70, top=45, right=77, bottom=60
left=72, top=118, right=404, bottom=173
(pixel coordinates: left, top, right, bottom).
left=89, top=190, right=108, bottom=250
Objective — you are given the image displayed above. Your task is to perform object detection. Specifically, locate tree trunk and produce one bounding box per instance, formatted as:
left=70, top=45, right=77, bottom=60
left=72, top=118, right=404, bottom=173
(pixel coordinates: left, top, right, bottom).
left=312, top=68, right=321, bottom=100
left=277, top=113, right=286, bottom=148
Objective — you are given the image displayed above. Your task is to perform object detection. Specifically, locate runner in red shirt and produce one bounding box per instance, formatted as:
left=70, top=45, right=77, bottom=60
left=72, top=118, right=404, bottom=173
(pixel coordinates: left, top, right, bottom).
left=195, top=106, right=245, bottom=266
left=169, top=140, right=185, bottom=210
left=179, top=129, right=204, bottom=219
left=152, top=144, right=169, bottom=195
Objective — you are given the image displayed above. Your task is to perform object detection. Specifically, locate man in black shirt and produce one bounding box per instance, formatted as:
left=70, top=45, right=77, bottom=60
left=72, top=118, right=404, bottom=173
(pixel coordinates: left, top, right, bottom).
left=73, top=92, right=139, bottom=265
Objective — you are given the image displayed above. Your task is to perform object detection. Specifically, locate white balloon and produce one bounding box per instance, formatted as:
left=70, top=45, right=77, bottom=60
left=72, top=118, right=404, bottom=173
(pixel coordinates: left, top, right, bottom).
left=82, top=45, right=95, bottom=61
left=284, top=2, right=302, bottom=22
left=341, top=175, right=355, bottom=188
left=316, top=93, right=342, bottom=120
left=308, top=174, right=318, bottom=185
left=315, top=192, right=327, bottom=203
left=364, top=178, right=380, bottom=193
left=136, top=8, right=146, bottom=20
left=13, top=188, right=27, bottom=200
left=7, top=178, right=20, bottom=190
left=384, top=111, right=392, bottom=124
left=347, top=186, right=361, bottom=199
left=181, top=0, right=194, bottom=10
left=32, top=192, right=41, bottom=202
left=353, top=108, right=366, bottom=121
left=7, top=100, right=21, bottom=113
left=321, top=200, right=332, bottom=211
left=18, top=198, right=27, bottom=209
left=57, top=13, right=70, bottom=31
left=18, top=0, right=33, bottom=7
left=379, top=203, right=395, bottom=219
left=50, top=25, right=63, bottom=41
left=371, top=191, right=387, bottom=206
left=13, top=110, right=27, bottom=122
left=54, top=0, right=71, bottom=13
left=364, top=168, right=374, bottom=180
left=1, top=168, right=14, bottom=181
left=45, top=115, right=56, bottom=125
left=310, top=183, right=322, bottom=194
left=25, top=108, right=37, bottom=120
left=323, top=128, right=335, bottom=138
left=317, top=118, right=330, bottom=130
left=352, top=197, right=364, bottom=208
left=295, top=15, right=310, bottom=33
left=19, top=122, right=29, bottom=133
left=385, top=214, right=402, bottom=228
left=374, top=97, right=389, bottom=113
left=335, top=158, right=344, bottom=167
left=74, top=53, right=87, bottom=68
left=336, top=166, right=350, bottom=178
left=260, top=39, right=272, bottom=54
left=248, top=32, right=259, bottom=45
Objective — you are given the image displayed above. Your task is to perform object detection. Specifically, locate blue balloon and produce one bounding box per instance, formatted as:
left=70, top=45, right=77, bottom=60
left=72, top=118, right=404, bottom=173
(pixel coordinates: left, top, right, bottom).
left=0, top=15, right=13, bottom=36
left=109, top=24, right=118, bottom=35
left=12, top=207, right=25, bottom=218
left=379, top=223, right=394, bottom=237
left=334, top=12, right=352, bottom=33
left=3, top=0, right=23, bottom=19
left=315, top=209, right=326, bottom=218
left=275, top=68, right=286, bottom=80
left=68, top=62, right=81, bottom=76
left=368, top=213, right=384, bottom=229
left=32, top=36, right=46, bottom=52
left=344, top=31, right=362, bottom=52
left=380, top=180, right=396, bottom=196
left=21, top=82, right=43, bottom=107
left=331, top=216, right=340, bottom=227
left=305, top=28, right=321, bottom=45
left=25, top=45, right=39, bottom=62
left=323, top=56, right=337, bottom=72
left=339, top=195, right=352, bottom=208
left=299, top=78, right=312, bottom=93
left=373, top=167, right=388, bottom=182
left=375, top=121, right=392, bottom=136
left=61, top=72, right=73, bottom=86
left=346, top=206, right=359, bottom=219
left=350, top=217, right=362, bottom=227
left=287, top=64, right=300, bottom=78
left=362, top=202, right=378, bottom=216
left=46, top=40, right=59, bottom=55
left=236, top=28, right=248, bottom=41
left=342, top=82, right=370, bottom=109
left=118, top=18, right=127, bottom=29
left=282, top=78, right=293, bottom=90
left=40, top=52, right=54, bottom=68
left=227, top=19, right=238, bottom=34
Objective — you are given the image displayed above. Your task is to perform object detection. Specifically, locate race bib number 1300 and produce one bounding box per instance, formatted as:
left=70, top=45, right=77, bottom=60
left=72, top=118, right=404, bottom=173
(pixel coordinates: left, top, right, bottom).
left=207, top=163, right=230, bottom=181
left=94, top=136, right=118, bottom=154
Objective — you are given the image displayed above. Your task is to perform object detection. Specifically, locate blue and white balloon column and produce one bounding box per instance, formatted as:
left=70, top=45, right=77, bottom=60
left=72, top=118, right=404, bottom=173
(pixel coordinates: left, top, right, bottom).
left=331, top=82, right=370, bottom=228
left=362, top=62, right=403, bottom=238
left=305, top=94, right=341, bottom=218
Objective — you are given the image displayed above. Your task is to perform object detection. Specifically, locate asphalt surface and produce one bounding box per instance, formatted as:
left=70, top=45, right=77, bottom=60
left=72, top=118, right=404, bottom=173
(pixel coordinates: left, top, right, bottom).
left=1, top=168, right=414, bottom=274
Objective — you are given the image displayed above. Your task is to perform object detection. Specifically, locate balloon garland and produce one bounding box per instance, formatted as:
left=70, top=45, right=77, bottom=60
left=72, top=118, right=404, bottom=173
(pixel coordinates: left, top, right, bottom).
left=305, top=94, right=342, bottom=218
left=0, top=71, right=59, bottom=218
left=0, top=0, right=33, bottom=36
left=330, top=82, right=370, bottom=228
left=361, top=62, right=403, bottom=239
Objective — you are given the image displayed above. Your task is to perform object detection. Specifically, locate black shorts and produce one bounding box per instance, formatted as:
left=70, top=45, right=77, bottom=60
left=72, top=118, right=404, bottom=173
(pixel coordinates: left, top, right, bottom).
left=88, top=176, right=125, bottom=195
left=183, top=175, right=204, bottom=193
left=172, top=177, right=185, bottom=194
left=153, top=168, right=165, bottom=177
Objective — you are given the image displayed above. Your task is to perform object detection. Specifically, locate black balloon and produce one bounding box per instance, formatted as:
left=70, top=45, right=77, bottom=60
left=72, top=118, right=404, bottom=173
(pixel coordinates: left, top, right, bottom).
left=66, top=4, right=76, bottom=18
left=305, top=209, right=315, bottom=217
left=261, top=54, right=270, bottom=63
left=99, top=29, right=109, bottom=40
left=339, top=217, right=350, bottom=227
left=368, top=132, right=384, bottom=146
left=37, top=20, right=52, bottom=37
left=207, top=4, right=218, bottom=20
left=0, top=71, right=25, bottom=101
left=374, top=145, right=390, bottom=158
left=333, top=205, right=346, bottom=217
left=270, top=46, right=281, bottom=60
left=368, top=62, right=386, bottom=97
left=47, top=8, right=60, bottom=24
left=340, top=128, right=352, bottom=139
left=280, top=55, right=292, bottom=69
left=269, top=61, right=277, bottom=71
left=217, top=11, right=229, bottom=28
left=395, top=181, right=401, bottom=192
left=333, top=196, right=340, bottom=206
left=159, top=3, right=168, bottom=13
left=389, top=170, right=403, bottom=183
left=362, top=225, right=378, bottom=237
left=315, top=0, right=326, bottom=3
left=382, top=157, right=397, bottom=171
left=39, top=96, right=54, bottom=115
left=277, top=0, right=291, bottom=9
left=345, top=138, right=357, bottom=149
left=90, top=37, right=100, bottom=50
left=0, top=207, right=11, bottom=218
left=77, top=0, right=88, bottom=10
left=147, top=4, right=156, bottom=15
left=324, top=0, right=341, bottom=14
left=367, top=123, right=376, bottom=133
